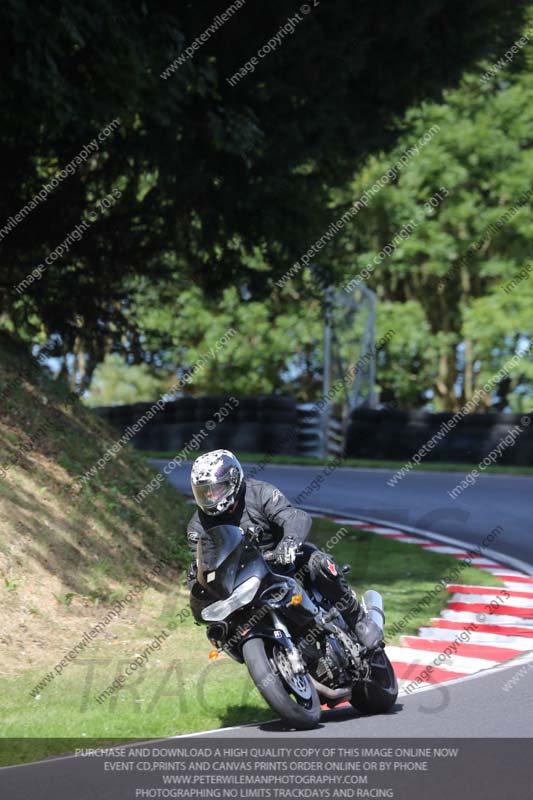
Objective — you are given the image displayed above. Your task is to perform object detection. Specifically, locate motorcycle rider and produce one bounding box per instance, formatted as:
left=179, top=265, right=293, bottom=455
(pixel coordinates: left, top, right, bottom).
left=186, top=449, right=361, bottom=629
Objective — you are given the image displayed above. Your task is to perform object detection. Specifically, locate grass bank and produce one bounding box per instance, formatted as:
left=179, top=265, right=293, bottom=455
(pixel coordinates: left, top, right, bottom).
left=0, top=334, right=190, bottom=761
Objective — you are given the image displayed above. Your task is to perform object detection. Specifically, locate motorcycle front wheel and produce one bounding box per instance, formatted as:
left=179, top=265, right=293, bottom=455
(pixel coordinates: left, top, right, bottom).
left=350, top=647, right=398, bottom=715
left=242, top=637, right=321, bottom=730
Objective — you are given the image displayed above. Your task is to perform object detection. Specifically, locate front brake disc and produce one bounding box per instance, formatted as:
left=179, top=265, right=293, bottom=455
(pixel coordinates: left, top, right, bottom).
left=272, top=645, right=313, bottom=700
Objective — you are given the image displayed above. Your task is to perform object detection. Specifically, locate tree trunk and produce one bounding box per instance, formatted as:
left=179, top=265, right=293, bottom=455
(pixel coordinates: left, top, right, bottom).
left=463, top=338, right=474, bottom=406
left=435, top=346, right=458, bottom=411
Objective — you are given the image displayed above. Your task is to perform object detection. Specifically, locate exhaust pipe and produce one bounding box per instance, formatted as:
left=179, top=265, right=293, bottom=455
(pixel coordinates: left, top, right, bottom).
left=309, top=675, right=352, bottom=703
left=355, top=590, right=385, bottom=650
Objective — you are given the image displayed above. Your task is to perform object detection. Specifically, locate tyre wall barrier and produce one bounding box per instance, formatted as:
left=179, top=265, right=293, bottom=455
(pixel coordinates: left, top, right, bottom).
left=345, top=409, right=533, bottom=465
left=94, top=395, right=299, bottom=455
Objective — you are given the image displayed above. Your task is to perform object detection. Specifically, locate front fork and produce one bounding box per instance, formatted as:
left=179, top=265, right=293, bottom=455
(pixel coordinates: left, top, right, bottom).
left=267, top=610, right=308, bottom=675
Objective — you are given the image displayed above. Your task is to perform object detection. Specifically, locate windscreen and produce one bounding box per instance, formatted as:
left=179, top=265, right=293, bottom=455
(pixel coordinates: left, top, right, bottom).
left=197, top=525, right=243, bottom=572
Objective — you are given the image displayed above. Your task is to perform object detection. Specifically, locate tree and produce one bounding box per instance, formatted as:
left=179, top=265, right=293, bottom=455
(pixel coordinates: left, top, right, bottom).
left=330, top=38, right=533, bottom=410
left=119, top=279, right=324, bottom=401
left=0, top=0, right=528, bottom=388
left=83, top=354, right=169, bottom=407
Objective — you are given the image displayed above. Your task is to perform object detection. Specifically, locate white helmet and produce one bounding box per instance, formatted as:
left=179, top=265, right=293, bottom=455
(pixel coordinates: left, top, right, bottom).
left=190, top=449, right=244, bottom=515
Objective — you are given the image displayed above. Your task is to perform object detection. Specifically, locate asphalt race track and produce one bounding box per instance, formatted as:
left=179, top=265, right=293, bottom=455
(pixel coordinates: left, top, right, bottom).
left=157, top=460, right=533, bottom=569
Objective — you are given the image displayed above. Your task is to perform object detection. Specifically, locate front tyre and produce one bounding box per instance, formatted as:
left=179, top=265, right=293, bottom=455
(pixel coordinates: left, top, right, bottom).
left=351, top=648, right=398, bottom=715
left=243, top=637, right=321, bottom=730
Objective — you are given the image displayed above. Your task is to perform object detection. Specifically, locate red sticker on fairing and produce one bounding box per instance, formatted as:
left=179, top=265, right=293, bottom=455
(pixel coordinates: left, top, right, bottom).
left=327, top=560, right=338, bottom=576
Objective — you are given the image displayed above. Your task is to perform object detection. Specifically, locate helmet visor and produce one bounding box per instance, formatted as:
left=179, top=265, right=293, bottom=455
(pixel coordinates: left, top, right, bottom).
left=192, top=480, right=232, bottom=510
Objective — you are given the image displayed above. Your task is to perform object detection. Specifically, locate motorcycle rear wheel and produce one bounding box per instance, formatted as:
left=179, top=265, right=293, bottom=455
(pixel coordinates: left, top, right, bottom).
left=350, top=647, right=398, bottom=715
left=243, top=637, right=321, bottom=730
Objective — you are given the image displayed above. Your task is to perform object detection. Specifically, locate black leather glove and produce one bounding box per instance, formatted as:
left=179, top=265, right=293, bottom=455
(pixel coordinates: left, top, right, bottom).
left=273, top=537, right=298, bottom=565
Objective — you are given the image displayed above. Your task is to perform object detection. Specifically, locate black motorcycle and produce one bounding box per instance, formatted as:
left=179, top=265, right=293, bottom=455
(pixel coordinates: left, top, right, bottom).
left=192, top=524, right=398, bottom=730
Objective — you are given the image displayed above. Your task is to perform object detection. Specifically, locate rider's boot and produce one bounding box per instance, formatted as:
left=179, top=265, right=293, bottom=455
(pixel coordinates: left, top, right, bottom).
left=339, top=590, right=362, bottom=630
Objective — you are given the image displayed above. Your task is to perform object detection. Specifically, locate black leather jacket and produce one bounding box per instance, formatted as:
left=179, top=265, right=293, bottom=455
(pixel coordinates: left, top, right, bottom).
left=187, top=478, right=311, bottom=556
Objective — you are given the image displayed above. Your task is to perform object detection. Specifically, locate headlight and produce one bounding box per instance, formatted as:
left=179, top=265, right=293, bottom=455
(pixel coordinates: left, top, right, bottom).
left=201, top=577, right=261, bottom=622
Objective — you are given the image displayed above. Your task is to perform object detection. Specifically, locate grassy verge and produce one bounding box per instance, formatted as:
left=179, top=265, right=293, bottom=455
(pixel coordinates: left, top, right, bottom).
left=0, top=334, right=189, bottom=763
left=142, top=450, right=533, bottom=475
left=0, top=518, right=502, bottom=766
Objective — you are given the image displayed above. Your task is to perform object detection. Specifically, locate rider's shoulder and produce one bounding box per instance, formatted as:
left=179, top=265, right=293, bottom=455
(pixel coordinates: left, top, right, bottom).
left=246, top=479, right=284, bottom=501
left=246, top=478, right=276, bottom=493
left=187, top=508, right=202, bottom=529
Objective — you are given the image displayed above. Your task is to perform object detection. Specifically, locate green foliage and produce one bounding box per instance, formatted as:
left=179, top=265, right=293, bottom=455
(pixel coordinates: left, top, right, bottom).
left=333, top=54, right=533, bottom=410
left=92, top=40, right=533, bottom=411
left=3, top=576, right=19, bottom=593
left=375, top=301, right=436, bottom=407
left=84, top=354, right=169, bottom=407
left=115, top=279, right=324, bottom=401
left=1, top=0, right=528, bottom=386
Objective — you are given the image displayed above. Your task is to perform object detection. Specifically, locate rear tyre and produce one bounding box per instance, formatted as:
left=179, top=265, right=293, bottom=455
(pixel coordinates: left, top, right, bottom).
left=351, top=648, right=398, bottom=714
left=243, top=637, right=321, bottom=730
